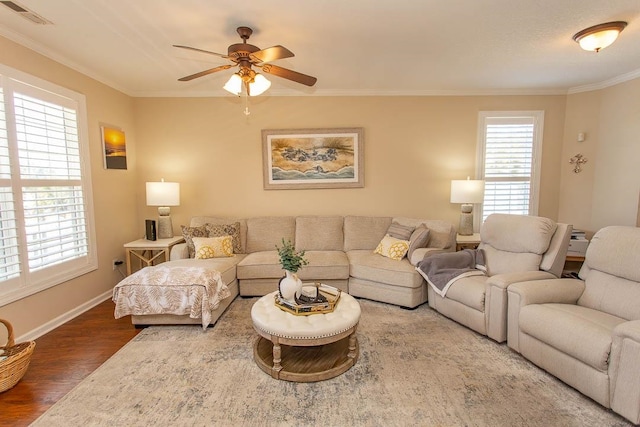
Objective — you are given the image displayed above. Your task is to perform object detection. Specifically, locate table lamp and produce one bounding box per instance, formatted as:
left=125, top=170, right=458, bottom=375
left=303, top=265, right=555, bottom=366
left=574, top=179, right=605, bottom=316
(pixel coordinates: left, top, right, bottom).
left=450, top=178, right=485, bottom=236
left=146, top=180, right=180, bottom=239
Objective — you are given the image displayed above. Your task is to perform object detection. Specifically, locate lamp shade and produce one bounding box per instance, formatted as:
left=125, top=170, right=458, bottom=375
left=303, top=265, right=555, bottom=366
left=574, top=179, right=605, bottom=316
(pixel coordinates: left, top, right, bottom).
left=223, top=73, right=242, bottom=96
left=146, top=181, right=180, bottom=206
left=249, top=73, right=271, bottom=96
left=450, top=179, right=485, bottom=204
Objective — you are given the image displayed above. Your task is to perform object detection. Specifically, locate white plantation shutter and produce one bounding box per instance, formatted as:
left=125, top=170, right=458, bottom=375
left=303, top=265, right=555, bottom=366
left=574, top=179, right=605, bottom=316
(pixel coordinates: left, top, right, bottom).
left=0, top=65, right=96, bottom=305
left=477, top=112, right=543, bottom=224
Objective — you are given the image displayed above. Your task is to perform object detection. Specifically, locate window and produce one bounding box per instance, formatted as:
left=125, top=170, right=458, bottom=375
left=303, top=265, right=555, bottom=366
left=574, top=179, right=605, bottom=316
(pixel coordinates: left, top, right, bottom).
left=476, top=111, right=544, bottom=224
left=0, top=65, right=96, bottom=306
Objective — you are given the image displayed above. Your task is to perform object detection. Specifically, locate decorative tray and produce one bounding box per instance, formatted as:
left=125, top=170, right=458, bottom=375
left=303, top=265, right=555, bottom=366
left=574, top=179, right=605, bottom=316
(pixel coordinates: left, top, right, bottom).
left=274, top=283, right=341, bottom=316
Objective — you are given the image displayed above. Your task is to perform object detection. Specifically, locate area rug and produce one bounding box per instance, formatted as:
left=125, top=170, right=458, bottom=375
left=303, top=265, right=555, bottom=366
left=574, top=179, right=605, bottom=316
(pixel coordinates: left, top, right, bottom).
left=33, top=297, right=631, bottom=426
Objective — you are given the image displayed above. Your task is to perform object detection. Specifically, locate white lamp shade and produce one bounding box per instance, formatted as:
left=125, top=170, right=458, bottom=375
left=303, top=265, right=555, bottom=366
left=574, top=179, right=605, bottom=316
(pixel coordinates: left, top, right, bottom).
left=249, top=73, right=271, bottom=96
left=450, top=179, right=485, bottom=204
left=223, top=73, right=242, bottom=95
left=146, top=181, right=180, bottom=206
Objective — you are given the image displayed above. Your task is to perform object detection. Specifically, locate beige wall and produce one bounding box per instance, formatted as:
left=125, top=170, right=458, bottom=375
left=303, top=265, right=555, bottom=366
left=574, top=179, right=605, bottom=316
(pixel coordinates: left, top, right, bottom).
left=0, top=36, right=139, bottom=338
left=558, top=77, right=640, bottom=233
left=133, top=95, right=567, bottom=235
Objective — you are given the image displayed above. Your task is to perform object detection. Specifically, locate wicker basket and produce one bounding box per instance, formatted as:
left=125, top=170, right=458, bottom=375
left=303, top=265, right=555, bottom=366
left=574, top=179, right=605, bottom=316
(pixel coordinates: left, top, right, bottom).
left=0, top=318, right=36, bottom=393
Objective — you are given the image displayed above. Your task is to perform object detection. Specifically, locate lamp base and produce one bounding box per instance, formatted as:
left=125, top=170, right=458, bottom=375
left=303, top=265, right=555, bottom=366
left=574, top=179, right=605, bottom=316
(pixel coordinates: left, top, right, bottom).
left=157, top=215, right=173, bottom=239
left=458, top=204, right=474, bottom=236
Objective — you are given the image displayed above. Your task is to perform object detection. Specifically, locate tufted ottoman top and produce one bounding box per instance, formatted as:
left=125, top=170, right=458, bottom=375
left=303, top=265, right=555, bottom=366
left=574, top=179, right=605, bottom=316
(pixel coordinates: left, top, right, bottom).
left=251, top=291, right=361, bottom=340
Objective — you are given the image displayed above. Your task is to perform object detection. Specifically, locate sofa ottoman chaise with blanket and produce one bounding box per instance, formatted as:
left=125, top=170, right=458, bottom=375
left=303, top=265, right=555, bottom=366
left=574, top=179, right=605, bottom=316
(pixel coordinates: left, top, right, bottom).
left=126, top=215, right=455, bottom=327
left=507, top=225, right=640, bottom=425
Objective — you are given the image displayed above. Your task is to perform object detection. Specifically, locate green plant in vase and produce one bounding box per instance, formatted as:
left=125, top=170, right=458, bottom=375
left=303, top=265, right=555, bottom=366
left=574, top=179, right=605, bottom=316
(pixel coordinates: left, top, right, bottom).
left=276, top=238, right=308, bottom=303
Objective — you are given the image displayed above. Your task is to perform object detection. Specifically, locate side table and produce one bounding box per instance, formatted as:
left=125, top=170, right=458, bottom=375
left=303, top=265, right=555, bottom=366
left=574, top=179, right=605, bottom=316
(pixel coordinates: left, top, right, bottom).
left=456, top=233, right=481, bottom=251
left=123, top=236, right=184, bottom=276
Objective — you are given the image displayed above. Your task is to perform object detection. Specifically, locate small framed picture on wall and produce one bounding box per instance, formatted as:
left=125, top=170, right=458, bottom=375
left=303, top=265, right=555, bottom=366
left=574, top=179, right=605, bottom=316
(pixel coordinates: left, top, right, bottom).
left=101, top=124, right=127, bottom=170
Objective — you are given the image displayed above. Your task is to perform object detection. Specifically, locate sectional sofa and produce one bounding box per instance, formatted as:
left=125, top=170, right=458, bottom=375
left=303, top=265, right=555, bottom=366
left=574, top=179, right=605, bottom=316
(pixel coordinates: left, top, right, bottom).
left=130, top=215, right=456, bottom=327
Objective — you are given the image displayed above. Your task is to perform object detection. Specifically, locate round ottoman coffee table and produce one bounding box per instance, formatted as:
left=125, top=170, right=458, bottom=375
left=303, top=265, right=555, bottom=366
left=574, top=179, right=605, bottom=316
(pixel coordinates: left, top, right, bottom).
left=251, top=290, right=361, bottom=382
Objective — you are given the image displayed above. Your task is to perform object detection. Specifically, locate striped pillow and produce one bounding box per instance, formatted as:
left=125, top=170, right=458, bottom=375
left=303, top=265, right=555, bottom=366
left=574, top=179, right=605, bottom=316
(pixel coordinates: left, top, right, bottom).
left=386, top=222, right=415, bottom=241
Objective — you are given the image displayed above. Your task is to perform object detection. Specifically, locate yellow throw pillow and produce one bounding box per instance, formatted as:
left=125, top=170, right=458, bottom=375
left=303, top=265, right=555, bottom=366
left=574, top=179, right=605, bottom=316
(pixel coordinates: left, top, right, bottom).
left=192, top=236, right=234, bottom=259
left=374, top=234, right=410, bottom=260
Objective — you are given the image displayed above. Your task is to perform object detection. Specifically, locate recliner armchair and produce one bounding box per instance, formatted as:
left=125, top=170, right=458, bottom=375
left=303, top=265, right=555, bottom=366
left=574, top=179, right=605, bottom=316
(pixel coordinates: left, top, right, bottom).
left=427, top=213, right=571, bottom=343
left=507, top=226, right=640, bottom=424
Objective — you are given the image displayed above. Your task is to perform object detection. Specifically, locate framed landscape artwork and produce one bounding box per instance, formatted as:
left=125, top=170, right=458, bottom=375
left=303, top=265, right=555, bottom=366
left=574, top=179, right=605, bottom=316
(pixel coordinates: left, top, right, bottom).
left=101, top=125, right=127, bottom=170
left=262, top=128, right=364, bottom=190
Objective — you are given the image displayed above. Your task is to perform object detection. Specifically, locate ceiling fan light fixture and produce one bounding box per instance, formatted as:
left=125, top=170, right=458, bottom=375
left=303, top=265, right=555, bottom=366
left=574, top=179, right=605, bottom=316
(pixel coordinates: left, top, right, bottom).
left=572, top=21, right=627, bottom=52
left=249, top=73, right=271, bottom=96
left=223, top=73, right=242, bottom=95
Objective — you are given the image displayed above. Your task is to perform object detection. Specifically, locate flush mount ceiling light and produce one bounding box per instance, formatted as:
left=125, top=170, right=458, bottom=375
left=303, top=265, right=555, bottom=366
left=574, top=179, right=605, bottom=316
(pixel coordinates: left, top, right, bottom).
left=572, top=21, right=628, bottom=52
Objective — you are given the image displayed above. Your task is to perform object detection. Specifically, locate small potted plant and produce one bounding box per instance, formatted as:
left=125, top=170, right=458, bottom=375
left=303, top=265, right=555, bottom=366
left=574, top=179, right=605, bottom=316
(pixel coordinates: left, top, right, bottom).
left=276, top=238, right=308, bottom=303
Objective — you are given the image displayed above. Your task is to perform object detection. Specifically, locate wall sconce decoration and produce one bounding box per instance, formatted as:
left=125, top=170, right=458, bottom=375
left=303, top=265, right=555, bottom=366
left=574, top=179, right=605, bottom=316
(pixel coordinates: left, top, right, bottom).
left=570, top=153, right=588, bottom=173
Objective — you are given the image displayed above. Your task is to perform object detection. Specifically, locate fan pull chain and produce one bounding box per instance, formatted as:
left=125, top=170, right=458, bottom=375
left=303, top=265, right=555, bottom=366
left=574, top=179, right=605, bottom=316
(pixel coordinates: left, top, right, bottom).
left=243, top=89, right=251, bottom=116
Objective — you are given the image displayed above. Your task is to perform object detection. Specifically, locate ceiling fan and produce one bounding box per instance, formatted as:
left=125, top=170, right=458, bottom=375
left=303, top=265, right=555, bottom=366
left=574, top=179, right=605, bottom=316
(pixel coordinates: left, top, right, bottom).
left=174, top=26, right=317, bottom=96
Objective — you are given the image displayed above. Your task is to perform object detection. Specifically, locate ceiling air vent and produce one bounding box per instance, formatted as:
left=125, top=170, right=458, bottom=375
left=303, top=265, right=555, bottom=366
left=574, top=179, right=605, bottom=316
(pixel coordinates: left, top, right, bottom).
left=0, top=1, right=53, bottom=25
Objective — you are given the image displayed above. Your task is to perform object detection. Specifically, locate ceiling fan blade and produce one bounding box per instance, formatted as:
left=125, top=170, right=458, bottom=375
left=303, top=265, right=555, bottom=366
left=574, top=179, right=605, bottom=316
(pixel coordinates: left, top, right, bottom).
left=178, top=65, right=233, bottom=82
left=260, top=64, right=317, bottom=86
left=250, top=45, right=294, bottom=64
left=173, top=44, right=229, bottom=59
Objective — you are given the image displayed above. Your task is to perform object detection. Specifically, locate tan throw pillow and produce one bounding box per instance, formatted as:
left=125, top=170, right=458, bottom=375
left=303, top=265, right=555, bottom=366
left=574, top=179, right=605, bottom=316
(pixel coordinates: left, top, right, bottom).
left=206, top=222, right=242, bottom=253
left=192, top=236, right=234, bottom=259
left=408, top=225, right=431, bottom=259
left=181, top=225, right=208, bottom=258
left=374, top=234, right=410, bottom=260
left=386, top=222, right=415, bottom=241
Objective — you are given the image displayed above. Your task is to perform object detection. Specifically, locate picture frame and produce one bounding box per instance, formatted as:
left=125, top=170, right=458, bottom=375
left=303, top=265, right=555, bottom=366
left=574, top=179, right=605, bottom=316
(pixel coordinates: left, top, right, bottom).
left=262, top=128, right=364, bottom=190
left=100, top=124, right=127, bottom=170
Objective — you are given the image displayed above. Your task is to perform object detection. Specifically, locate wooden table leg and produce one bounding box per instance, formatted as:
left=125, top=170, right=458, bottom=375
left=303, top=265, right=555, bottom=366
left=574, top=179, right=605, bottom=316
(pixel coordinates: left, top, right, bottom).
left=271, top=336, right=282, bottom=378
left=348, top=332, right=357, bottom=360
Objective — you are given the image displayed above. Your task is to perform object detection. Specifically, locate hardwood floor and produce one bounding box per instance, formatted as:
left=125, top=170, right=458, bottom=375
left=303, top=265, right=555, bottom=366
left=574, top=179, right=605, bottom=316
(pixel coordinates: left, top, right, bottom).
left=0, top=299, right=140, bottom=427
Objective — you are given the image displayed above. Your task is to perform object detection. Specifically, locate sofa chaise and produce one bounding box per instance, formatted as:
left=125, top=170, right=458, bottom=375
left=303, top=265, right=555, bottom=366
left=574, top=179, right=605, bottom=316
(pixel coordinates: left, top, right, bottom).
left=507, top=225, right=640, bottom=425
left=129, top=214, right=456, bottom=327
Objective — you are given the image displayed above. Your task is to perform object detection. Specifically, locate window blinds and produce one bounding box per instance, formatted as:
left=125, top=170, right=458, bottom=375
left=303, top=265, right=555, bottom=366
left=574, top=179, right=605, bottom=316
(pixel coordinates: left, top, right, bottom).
left=481, top=117, right=536, bottom=221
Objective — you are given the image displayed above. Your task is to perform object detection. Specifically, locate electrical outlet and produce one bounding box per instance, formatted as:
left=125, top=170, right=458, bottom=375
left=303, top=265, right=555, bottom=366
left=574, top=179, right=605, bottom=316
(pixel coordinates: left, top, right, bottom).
left=112, top=259, right=123, bottom=271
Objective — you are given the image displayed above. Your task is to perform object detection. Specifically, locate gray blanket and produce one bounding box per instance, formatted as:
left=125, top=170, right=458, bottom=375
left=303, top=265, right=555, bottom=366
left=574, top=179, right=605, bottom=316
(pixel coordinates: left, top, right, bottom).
left=416, top=249, right=487, bottom=297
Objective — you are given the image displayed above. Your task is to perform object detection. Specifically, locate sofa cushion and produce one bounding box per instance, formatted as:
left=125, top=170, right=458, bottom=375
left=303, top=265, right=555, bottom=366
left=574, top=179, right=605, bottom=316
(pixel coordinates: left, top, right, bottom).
left=343, top=216, right=392, bottom=251
left=585, top=226, right=640, bottom=283
left=479, top=214, right=557, bottom=276
left=445, top=275, right=487, bottom=312
left=297, top=251, right=349, bottom=280
left=246, top=217, right=296, bottom=253
left=520, top=303, right=626, bottom=372
left=578, top=270, right=640, bottom=321
left=166, top=256, right=246, bottom=286
left=374, top=234, right=410, bottom=260
left=237, top=250, right=349, bottom=281
left=206, top=222, right=242, bottom=254
left=481, top=214, right=557, bottom=254
left=295, top=216, right=344, bottom=251
left=348, top=250, right=423, bottom=288
left=237, top=251, right=282, bottom=279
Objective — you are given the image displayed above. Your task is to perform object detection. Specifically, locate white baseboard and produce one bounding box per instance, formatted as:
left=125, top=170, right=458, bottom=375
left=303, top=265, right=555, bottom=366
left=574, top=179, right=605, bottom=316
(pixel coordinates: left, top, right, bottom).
left=16, top=290, right=113, bottom=343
